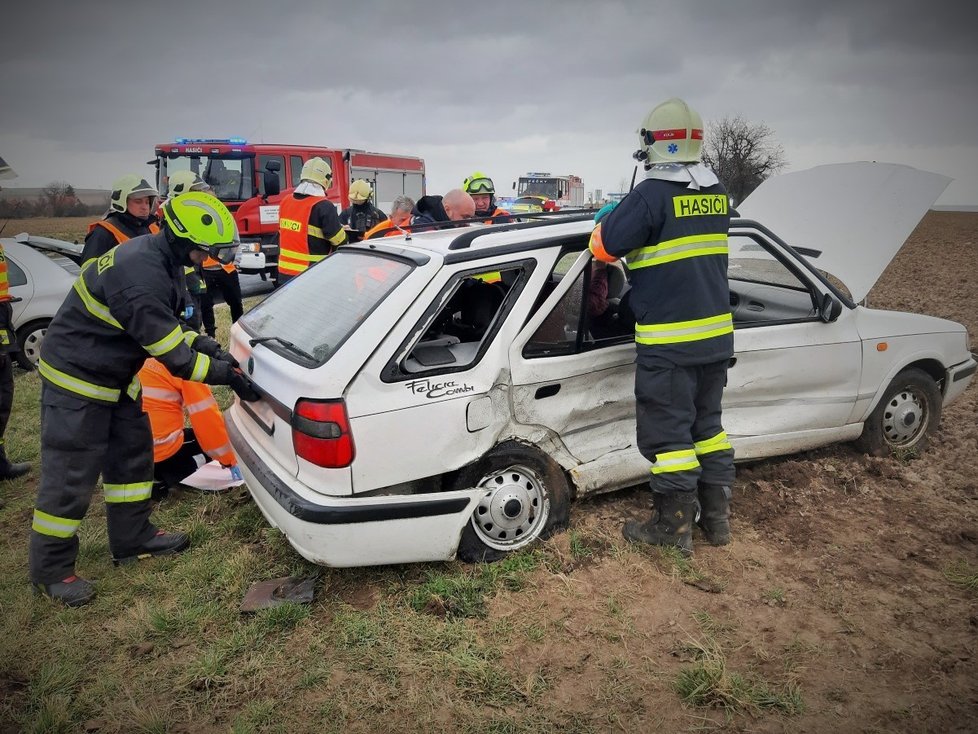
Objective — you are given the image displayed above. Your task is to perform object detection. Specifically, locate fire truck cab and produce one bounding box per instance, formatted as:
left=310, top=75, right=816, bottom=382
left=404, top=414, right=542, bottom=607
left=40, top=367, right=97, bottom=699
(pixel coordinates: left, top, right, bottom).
left=153, top=138, right=426, bottom=283
left=514, top=172, right=585, bottom=211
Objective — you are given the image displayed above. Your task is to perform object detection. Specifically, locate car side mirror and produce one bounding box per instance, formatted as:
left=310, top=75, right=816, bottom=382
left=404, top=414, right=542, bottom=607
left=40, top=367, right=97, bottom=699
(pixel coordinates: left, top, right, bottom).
left=819, top=293, right=842, bottom=323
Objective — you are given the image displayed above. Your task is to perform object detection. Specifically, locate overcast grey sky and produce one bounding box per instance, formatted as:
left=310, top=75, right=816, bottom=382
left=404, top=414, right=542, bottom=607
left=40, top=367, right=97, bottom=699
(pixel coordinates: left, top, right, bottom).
left=2, top=0, right=977, bottom=204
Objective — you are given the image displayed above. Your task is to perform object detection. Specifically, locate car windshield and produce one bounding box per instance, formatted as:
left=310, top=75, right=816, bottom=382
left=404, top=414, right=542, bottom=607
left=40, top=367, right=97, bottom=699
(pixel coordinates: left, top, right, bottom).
left=518, top=178, right=559, bottom=199
left=159, top=154, right=255, bottom=202
left=238, top=251, right=413, bottom=366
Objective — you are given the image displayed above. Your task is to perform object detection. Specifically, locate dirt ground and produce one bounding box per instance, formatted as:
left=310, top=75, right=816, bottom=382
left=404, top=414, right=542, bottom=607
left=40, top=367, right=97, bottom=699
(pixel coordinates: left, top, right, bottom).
left=493, top=210, right=978, bottom=732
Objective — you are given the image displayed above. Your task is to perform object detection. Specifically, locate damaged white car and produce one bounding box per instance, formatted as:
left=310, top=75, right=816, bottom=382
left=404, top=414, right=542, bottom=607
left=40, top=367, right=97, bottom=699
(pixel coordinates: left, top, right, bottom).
left=226, top=162, right=976, bottom=567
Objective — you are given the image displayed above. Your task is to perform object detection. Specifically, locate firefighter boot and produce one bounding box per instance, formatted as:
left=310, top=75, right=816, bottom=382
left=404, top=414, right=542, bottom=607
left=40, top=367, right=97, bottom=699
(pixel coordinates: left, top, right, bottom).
left=623, top=491, right=699, bottom=556
left=0, top=444, right=30, bottom=481
left=34, top=575, right=96, bottom=607
left=112, top=530, right=190, bottom=566
left=697, top=483, right=732, bottom=546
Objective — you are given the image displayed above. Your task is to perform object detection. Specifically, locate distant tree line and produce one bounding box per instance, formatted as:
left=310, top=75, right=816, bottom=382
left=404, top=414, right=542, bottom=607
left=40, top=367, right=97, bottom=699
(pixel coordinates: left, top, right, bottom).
left=0, top=181, right=109, bottom=218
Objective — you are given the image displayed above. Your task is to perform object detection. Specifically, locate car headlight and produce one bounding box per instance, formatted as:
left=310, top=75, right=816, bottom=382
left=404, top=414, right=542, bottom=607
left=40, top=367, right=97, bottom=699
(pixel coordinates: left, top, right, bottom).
left=239, top=242, right=261, bottom=253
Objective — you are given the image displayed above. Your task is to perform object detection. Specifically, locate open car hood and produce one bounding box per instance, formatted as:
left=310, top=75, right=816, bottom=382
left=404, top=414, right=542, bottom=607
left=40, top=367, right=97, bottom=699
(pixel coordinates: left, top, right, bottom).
left=737, top=162, right=950, bottom=302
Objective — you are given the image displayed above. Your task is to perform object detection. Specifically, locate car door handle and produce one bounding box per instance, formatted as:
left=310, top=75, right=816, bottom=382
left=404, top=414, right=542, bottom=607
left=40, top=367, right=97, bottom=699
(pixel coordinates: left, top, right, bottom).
left=535, top=384, right=561, bottom=399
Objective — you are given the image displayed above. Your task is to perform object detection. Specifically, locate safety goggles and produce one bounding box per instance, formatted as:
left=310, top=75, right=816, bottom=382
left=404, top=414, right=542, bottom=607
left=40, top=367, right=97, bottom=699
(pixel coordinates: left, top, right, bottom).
left=465, top=178, right=494, bottom=194
left=205, top=243, right=238, bottom=265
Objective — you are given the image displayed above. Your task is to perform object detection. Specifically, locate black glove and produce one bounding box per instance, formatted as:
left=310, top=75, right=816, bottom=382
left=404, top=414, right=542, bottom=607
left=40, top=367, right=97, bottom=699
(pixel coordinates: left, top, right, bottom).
left=194, top=334, right=239, bottom=368
left=227, top=367, right=261, bottom=402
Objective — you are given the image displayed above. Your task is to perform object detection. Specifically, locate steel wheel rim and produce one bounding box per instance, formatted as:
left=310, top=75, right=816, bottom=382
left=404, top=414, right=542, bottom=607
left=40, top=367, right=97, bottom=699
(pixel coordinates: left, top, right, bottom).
left=22, top=329, right=46, bottom=366
left=881, top=385, right=929, bottom=447
left=470, top=464, right=550, bottom=551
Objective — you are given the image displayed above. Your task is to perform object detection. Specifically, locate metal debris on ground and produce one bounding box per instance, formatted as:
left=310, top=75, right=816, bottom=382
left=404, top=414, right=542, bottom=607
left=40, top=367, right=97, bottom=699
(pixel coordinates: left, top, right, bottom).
left=240, top=575, right=317, bottom=612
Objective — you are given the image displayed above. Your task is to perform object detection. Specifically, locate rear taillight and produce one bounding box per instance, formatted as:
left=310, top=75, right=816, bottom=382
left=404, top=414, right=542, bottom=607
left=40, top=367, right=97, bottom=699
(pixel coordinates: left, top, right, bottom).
left=291, top=399, right=355, bottom=468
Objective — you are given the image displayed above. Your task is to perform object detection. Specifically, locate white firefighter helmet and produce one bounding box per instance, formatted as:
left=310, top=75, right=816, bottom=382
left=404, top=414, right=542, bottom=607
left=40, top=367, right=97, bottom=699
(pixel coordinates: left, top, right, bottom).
left=110, top=174, right=159, bottom=213
left=300, top=157, right=333, bottom=188
left=634, top=97, right=704, bottom=167
left=167, top=170, right=210, bottom=197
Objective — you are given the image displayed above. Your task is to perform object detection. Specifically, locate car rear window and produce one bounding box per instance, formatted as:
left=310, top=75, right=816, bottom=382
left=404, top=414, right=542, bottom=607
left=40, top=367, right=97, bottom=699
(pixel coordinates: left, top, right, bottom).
left=239, top=251, right=413, bottom=366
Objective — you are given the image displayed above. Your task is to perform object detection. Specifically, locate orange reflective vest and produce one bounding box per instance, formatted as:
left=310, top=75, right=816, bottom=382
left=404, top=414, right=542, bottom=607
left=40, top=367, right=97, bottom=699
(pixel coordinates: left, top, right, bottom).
left=87, top=219, right=160, bottom=244
left=0, top=245, right=10, bottom=303
left=278, top=195, right=328, bottom=277
left=363, top=218, right=409, bottom=239
left=202, top=255, right=237, bottom=274
left=138, top=357, right=235, bottom=465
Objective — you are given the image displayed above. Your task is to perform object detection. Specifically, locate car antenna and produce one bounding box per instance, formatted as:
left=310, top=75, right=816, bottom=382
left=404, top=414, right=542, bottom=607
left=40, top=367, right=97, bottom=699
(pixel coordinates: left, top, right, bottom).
left=629, top=164, right=638, bottom=192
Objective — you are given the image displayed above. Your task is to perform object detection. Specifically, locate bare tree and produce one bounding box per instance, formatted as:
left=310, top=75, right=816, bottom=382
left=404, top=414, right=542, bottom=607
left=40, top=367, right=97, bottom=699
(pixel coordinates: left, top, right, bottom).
left=40, top=181, right=80, bottom=216
left=702, top=116, right=787, bottom=205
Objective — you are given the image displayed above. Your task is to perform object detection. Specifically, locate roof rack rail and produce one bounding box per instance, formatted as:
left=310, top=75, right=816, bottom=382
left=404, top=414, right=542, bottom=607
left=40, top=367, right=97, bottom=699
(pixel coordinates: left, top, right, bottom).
left=447, top=211, right=597, bottom=250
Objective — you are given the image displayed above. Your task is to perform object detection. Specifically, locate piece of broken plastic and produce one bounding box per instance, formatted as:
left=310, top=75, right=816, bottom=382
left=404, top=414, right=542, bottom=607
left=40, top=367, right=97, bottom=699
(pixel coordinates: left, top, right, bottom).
left=240, top=575, right=316, bottom=612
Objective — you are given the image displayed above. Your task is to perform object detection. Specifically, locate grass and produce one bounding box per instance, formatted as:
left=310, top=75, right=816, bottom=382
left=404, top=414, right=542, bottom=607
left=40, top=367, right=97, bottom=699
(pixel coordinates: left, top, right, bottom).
left=943, top=560, right=978, bottom=594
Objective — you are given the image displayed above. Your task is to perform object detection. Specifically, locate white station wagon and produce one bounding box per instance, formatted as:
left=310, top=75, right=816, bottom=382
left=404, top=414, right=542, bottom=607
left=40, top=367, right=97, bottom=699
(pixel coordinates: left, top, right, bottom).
left=226, top=163, right=976, bottom=567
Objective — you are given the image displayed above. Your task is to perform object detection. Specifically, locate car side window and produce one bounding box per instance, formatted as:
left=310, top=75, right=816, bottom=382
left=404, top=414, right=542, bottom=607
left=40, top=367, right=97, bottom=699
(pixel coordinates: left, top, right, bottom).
left=523, top=254, right=633, bottom=358
left=4, top=257, right=27, bottom=287
left=290, top=155, right=304, bottom=187
left=396, top=263, right=527, bottom=376
left=728, top=233, right=820, bottom=326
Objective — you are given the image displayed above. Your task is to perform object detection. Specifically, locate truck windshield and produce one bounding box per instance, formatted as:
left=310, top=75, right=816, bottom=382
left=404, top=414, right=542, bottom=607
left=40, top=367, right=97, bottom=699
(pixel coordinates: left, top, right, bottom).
left=518, top=177, right=559, bottom=200
left=159, top=155, right=255, bottom=202
left=238, top=251, right=414, bottom=366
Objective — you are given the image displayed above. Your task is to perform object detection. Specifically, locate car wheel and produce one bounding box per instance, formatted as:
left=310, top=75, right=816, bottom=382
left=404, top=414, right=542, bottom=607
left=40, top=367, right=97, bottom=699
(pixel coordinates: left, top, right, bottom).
left=855, top=367, right=942, bottom=457
left=452, top=441, right=571, bottom=563
left=15, top=319, right=50, bottom=370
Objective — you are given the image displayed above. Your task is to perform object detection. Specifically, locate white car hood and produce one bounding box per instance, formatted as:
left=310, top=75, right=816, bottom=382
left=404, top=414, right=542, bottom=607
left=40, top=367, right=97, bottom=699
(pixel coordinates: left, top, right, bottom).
left=737, top=162, right=950, bottom=302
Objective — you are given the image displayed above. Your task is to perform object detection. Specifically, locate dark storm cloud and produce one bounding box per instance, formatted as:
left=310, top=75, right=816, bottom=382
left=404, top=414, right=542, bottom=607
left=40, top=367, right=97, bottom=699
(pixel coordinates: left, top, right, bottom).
left=1, top=0, right=976, bottom=200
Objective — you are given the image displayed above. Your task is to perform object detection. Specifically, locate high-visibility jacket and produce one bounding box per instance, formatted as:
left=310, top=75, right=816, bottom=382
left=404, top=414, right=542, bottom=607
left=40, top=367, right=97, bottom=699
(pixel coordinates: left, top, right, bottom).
left=278, top=194, right=346, bottom=277
left=0, top=244, right=11, bottom=303
left=591, top=177, right=732, bottom=366
left=138, top=357, right=235, bottom=465
left=81, top=213, right=159, bottom=265
left=364, top=218, right=409, bottom=239
left=39, top=232, right=227, bottom=404
left=478, top=207, right=514, bottom=225
left=201, top=255, right=236, bottom=274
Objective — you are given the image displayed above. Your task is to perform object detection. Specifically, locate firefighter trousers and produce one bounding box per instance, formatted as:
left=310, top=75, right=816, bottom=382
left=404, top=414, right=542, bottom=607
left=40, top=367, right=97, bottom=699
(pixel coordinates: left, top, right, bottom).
left=29, top=384, right=157, bottom=584
left=635, top=360, right=735, bottom=496
left=200, top=268, right=243, bottom=337
left=0, top=353, right=13, bottom=440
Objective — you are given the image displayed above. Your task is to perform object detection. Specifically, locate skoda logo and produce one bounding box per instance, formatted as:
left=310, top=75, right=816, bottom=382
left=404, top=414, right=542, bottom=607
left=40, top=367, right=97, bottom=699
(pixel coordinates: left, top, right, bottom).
left=247, top=357, right=255, bottom=375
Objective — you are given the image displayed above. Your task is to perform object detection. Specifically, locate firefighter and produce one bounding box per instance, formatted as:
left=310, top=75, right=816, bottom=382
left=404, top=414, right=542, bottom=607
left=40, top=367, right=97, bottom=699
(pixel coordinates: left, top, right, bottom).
left=363, top=195, right=415, bottom=239
left=462, top=171, right=513, bottom=224
left=339, top=179, right=386, bottom=241
left=29, top=191, right=262, bottom=607
left=138, top=357, right=236, bottom=496
left=0, top=242, right=30, bottom=492
left=590, top=98, right=734, bottom=555
left=160, top=171, right=211, bottom=332
left=277, top=157, right=346, bottom=285
left=81, top=174, right=160, bottom=264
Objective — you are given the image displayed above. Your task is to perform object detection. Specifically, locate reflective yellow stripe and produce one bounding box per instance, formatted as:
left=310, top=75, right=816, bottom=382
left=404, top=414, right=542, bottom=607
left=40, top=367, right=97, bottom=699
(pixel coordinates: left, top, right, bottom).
left=32, top=509, right=81, bottom=538
left=144, top=325, right=184, bottom=357
left=635, top=313, right=734, bottom=346
left=186, top=396, right=218, bottom=415
left=626, top=233, right=728, bottom=270
left=73, top=273, right=123, bottom=329
left=328, top=229, right=346, bottom=246
left=183, top=330, right=199, bottom=347
left=127, top=377, right=141, bottom=401
left=650, top=448, right=700, bottom=475
left=307, top=225, right=326, bottom=240
left=103, top=482, right=153, bottom=503
left=279, top=248, right=326, bottom=264
left=694, top=431, right=733, bottom=455
left=190, top=353, right=210, bottom=382
left=38, top=359, right=121, bottom=402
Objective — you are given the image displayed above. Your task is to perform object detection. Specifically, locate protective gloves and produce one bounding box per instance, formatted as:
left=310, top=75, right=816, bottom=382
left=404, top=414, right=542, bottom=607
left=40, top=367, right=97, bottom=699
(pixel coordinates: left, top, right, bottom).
left=194, top=334, right=239, bottom=368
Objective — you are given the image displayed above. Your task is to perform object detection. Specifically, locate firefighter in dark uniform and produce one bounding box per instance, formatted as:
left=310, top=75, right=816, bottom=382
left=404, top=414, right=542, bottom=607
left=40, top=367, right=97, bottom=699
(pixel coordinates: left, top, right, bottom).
left=462, top=171, right=513, bottom=224
left=29, top=191, right=262, bottom=606
left=160, top=171, right=212, bottom=332
left=81, top=174, right=161, bottom=265
left=338, top=179, right=386, bottom=242
left=277, top=157, right=346, bottom=285
left=590, top=98, right=735, bottom=555
left=0, top=243, right=30, bottom=491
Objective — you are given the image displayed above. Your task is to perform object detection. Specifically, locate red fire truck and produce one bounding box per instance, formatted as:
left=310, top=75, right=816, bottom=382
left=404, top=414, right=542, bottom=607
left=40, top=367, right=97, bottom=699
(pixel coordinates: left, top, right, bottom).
left=153, top=138, right=425, bottom=282
left=514, top=172, right=585, bottom=210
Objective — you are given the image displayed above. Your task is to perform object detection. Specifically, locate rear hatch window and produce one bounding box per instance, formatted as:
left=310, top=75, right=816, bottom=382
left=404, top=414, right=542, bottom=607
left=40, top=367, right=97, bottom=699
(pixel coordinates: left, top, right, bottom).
left=239, top=250, right=413, bottom=366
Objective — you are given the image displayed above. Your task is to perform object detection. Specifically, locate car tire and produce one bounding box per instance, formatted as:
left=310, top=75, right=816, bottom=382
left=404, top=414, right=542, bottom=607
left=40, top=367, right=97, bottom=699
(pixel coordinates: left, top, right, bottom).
left=451, top=441, right=571, bottom=563
left=15, top=319, right=50, bottom=371
left=855, top=367, right=942, bottom=457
